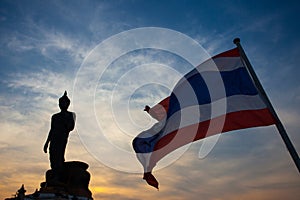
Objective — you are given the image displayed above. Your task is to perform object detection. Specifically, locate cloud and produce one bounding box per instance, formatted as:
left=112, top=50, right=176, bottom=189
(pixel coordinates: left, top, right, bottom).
left=2, top=16, right=91, bottom=68
left=7, top=69, right=74, bottom=97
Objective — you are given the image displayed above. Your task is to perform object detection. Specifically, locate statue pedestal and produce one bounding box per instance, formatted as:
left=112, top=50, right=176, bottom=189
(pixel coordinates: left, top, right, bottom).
left=5, top=161, right=93, bottom=200
left=40, top=161, right=93, bottom=199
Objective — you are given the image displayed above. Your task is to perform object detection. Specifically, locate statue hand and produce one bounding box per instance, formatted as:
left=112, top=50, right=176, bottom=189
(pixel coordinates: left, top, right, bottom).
left=43, top=143, right=48, bottom=153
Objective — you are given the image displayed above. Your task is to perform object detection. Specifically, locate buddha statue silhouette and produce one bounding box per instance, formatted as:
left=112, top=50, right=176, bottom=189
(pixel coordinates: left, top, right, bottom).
left=43, top=91, right=76, bottom=182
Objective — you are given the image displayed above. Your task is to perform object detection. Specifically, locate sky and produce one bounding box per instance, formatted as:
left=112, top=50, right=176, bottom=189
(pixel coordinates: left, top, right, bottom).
left=0, top=0, right=300, bottom=199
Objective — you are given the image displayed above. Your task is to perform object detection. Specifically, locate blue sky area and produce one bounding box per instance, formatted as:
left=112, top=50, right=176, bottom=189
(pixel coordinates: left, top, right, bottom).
left=0, top=0, right=300, bottom=199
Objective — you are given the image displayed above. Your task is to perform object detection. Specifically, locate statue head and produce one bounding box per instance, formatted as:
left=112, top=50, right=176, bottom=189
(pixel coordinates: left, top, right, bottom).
left=59, top=91, right=70, bottom=111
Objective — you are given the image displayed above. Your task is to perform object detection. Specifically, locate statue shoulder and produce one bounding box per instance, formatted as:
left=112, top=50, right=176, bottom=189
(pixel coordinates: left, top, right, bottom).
left=51, top=112, right=61, bottom=119
left=67, top=111, right=76, bottom=121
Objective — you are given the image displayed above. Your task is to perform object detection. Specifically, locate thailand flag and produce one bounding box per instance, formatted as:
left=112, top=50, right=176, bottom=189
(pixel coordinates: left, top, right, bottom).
left=132, top=47, right=276, bottom=189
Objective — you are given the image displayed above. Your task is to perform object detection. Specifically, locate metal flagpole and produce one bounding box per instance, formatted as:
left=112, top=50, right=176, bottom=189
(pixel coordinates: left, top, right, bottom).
left=233, top=38, right=300, bottom=173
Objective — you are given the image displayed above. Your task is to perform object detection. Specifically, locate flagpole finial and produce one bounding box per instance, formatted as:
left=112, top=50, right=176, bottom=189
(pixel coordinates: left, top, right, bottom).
left=233, top=38, right=240, bottom=44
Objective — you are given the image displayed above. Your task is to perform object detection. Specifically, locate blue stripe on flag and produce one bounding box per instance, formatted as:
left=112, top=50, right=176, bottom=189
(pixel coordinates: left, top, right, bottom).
left=167, top=67, right=258, bottom=117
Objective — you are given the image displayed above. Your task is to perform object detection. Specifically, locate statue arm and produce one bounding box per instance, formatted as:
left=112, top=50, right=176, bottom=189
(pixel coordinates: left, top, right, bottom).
left=43, top=116, right=54, bottom=153
left=68, top=112, right=76, bottom=132
left=43, top=131, right=52, bottom=153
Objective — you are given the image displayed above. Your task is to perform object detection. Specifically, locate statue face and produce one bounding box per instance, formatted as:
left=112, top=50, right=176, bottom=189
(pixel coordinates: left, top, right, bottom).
left=59, top=100, right=70, bottom=110
left=58, top=91, right=70, bottom=110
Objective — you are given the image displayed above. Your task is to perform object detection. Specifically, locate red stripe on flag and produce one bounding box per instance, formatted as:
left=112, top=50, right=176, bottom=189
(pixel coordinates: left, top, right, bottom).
left=212, top=47, right=240, bottom=59
left=148, top=96, right=170, bottom=121
left=150, top=108, right=276, bottom=165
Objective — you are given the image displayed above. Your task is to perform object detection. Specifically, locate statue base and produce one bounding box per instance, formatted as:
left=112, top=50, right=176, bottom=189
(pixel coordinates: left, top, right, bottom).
left=5, top=161, right=93, bottom=200
left=39, top=161, right=93, bottom=199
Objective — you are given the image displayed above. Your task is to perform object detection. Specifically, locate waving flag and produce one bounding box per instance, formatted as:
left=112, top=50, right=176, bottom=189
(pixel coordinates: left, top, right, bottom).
left=132, top=47, right=277, bottom=189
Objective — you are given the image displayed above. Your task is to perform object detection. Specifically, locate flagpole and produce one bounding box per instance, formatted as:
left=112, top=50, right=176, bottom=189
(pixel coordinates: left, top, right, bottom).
left=233, top=38, right=300, bottom=173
